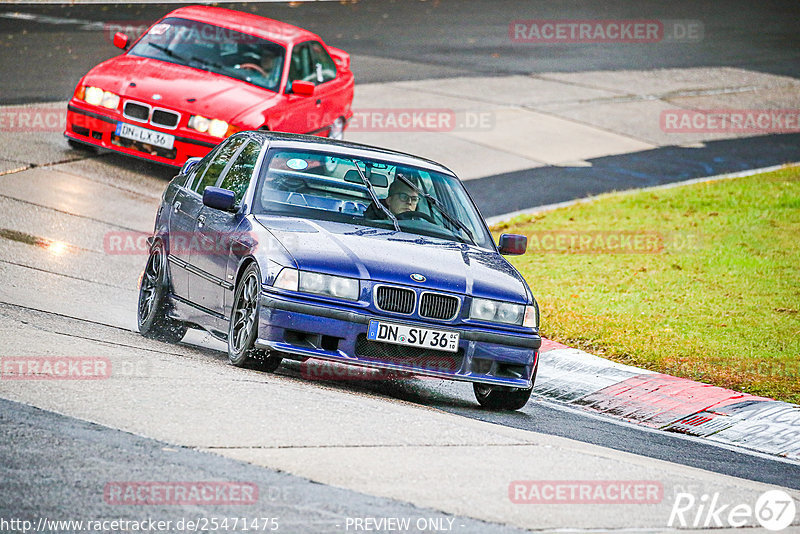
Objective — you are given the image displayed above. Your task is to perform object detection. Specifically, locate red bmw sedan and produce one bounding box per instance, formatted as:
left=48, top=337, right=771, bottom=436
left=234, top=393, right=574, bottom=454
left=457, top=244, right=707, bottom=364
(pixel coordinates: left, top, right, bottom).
left=65, top=6, right=354, bottom=167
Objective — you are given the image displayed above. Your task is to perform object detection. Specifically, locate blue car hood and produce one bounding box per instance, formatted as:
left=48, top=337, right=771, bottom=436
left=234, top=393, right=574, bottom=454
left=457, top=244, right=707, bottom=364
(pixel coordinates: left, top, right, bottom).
left=253, top=215, right=530, bottom=303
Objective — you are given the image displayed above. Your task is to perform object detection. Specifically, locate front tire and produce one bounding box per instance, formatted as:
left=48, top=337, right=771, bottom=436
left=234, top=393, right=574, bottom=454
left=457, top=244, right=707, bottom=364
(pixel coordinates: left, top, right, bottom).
left=473, top=363, right=537, bottom=411
left=473, top=383, right=533, bottom=411
left=228, top=263, right=282, bottom=372
left=137, top=243, right=187, bottom=343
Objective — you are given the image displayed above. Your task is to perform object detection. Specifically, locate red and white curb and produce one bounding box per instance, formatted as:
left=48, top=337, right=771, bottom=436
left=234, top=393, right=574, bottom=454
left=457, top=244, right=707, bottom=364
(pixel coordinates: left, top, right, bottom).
left=536, top=339, right=800, bottom=461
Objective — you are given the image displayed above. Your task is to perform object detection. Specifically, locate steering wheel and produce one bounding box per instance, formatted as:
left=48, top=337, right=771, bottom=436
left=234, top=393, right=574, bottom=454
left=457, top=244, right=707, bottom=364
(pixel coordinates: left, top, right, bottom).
left=236, top=63, right=268, bottom=77
left=273, top=175, right=306, bottom=192
left=396, top=210, right=436, bottom=223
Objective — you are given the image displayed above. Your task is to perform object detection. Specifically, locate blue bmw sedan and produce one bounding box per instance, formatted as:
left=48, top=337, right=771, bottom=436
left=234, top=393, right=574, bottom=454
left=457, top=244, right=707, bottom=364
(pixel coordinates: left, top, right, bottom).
left=138, top=131, right=541, bottom=409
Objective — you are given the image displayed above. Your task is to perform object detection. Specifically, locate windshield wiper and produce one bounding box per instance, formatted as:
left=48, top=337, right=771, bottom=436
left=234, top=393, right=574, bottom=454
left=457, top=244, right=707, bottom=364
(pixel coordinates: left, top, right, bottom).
left=147, top=43, right=232, bottom=76
left=190, top=55, right=227, bottom=71
left=394, top=174, right=476, bottom=245
left=147, top=42, right=193, bottom=65
left=348, top=160, right=400, bottom=232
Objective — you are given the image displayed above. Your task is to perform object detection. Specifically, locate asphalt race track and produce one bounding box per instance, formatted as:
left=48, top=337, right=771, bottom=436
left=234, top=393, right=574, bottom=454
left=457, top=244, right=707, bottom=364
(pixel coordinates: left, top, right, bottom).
left=3, top=0, right=800, bottom=103
left=1, top=1, right=800, bottom=532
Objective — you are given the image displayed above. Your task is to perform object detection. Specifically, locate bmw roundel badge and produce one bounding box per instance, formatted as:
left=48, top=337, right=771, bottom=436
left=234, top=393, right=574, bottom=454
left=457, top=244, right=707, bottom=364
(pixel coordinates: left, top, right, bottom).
left=410, top=273, right=426, bottom=283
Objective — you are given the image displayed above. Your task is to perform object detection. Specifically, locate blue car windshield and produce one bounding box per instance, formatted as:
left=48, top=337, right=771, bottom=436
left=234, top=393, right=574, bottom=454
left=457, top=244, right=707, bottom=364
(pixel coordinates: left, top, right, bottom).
left=128, top=17, right=285, bottom=92
left=253, top=149, right=494, bottom=249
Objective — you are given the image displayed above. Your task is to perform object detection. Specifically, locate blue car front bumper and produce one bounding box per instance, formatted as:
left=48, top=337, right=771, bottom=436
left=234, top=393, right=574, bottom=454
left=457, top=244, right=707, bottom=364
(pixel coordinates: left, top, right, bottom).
left=256, top=291, right=540, bottom=388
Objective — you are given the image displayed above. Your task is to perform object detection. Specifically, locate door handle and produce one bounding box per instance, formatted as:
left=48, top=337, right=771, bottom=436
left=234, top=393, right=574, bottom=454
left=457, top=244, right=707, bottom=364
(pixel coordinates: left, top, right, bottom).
left=197, top=214, right=206, bottom=227
left=315, top=99, right=322, bottom=106
left=173, top=201, right=181, bottom=213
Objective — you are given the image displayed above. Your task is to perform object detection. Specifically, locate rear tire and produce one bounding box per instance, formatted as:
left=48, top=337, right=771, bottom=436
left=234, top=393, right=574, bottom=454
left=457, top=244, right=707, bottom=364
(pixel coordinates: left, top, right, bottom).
left=137, top=243, right=188, bottom=343
left=228, top=263, right=283, bottom=372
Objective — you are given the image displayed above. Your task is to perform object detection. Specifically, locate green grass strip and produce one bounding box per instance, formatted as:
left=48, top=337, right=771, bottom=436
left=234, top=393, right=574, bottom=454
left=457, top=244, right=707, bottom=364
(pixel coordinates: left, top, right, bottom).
left=496, top=165, right=800, bottom=403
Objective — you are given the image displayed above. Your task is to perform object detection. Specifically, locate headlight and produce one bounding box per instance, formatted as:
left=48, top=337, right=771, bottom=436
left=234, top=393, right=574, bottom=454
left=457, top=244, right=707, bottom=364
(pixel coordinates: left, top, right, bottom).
left=470, top=297, right=525, bottom=326
left=273, top=268, right=359, bottom=301
left=188, top=116, right=230, bottom=137
left=300, top=271, right=359, bottom=300
left=208, top=119, right=229, bottom=137
left=188, top=115, right=210, bottom=133
left=84, top=86, right=104, bottom=106
left=101, top=91, right=120, bottom=110
left=81, top=87, right=120, bottom=110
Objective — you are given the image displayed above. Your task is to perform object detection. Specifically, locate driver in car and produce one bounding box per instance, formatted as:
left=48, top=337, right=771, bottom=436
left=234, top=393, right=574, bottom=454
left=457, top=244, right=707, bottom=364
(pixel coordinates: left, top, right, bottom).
left=364, top=173, right=420, bottom=218
left=235, top=50, right=281, bottom=86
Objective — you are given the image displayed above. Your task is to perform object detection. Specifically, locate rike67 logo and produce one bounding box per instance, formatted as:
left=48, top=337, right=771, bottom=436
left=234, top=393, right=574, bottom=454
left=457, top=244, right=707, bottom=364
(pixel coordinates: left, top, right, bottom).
left=669, top=490, right=797, bottom=531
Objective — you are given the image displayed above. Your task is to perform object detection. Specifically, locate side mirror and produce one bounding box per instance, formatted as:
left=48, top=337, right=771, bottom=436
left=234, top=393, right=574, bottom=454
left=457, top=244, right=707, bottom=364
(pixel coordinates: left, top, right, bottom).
left=498, top=233, right=527, bottom=255
left=180, top=157, right=201, bottom=176
left=291, top=80, right=315, bottom=97
left=113, top=32, right=130, bottom=50
left=203, top=187, right=237, bottom=212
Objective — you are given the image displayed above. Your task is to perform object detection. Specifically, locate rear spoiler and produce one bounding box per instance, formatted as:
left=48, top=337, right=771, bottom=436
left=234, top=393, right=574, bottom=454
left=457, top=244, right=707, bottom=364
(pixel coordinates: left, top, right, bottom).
left=327, top=46, right=350, bottom=71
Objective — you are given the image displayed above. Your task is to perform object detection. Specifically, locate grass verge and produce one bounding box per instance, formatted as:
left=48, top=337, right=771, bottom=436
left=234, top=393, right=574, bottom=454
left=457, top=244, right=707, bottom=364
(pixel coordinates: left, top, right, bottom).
left=494, top=165, right=800, bottom=404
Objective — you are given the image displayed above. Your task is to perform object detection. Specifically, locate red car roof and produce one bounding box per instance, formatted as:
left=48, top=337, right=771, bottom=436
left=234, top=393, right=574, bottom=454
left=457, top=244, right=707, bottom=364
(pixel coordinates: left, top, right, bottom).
left=165, top=5, right=320, bottom=45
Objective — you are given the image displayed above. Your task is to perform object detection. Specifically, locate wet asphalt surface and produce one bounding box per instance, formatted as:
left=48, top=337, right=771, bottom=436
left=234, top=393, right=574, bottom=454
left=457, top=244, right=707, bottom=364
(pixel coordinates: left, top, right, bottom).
left=470, top=132, right=800, bottom=217
left=2, top=0, right=800, bottom=104
left=0, top=395, right=531, bottom=534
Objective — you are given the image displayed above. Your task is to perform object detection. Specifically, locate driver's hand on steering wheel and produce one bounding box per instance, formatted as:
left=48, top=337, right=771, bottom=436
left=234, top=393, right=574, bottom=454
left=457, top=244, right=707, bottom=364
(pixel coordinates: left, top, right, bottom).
left=235, top=63, right=268, bottom=77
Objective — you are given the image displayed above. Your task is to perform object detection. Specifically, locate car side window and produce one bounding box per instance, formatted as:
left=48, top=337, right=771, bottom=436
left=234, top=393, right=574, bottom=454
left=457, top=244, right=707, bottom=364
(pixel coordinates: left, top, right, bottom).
left=287, top=43, right=313, bottom=90
left=288, top=41, right=336, bottom=89
left=218, top=140, right=261, bottom=206
left=191, top=137, right=247, bottom=195
left=309, top=41, right=337, bottom=83
left=184, top=147, right=220, bottom=191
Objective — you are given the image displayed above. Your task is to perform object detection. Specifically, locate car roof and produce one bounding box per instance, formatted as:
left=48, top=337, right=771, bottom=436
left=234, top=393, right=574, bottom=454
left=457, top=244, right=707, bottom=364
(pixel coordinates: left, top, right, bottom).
left=241, top=131, right=458, bottom=177
left=165, top=6, right=320, bottom=46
